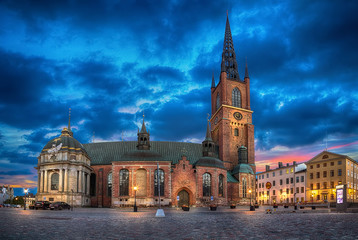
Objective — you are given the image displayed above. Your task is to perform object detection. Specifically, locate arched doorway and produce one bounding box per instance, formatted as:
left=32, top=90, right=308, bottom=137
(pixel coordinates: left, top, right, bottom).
left=178, top=190, right=189, bottom=207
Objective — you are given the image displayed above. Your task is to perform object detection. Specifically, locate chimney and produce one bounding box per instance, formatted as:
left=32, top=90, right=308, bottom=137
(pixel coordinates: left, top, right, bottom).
left=278, top=162, right=283, bottom=168
left=293, top=161, right=297, bottom=166
left=265, top=165, right=270, bottom=172
left=286, top=163, right=289, bottom=167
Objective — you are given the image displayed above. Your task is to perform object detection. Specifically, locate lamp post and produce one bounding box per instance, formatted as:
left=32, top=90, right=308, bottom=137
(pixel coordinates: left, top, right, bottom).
left=249, top=189, right=255, bottom=211
left=24, top=188, right=28, bottom=210
left=133, top=186, right=138, bottom=212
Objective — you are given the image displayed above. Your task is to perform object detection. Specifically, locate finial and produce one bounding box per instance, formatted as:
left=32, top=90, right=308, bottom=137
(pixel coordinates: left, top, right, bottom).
left=92, top=131, right=95, bottom=143
left=211, top=72, right=215, bottom=88
left=68, top=108, right=71, bottom=130
left=227, top=9, right=228, bottom=16
left=245, top=57, right=249, bottom=79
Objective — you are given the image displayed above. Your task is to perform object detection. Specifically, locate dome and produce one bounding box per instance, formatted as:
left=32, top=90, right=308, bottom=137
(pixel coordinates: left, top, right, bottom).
left=232, top=163, right=254, bottom=175
left=41, top=128, right=87, bottom=155
left=195, top=157, right=226, bottom=169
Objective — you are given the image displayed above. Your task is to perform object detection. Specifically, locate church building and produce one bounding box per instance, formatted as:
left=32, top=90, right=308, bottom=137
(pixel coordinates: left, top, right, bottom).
left=35, top=16, right=256, bottom=207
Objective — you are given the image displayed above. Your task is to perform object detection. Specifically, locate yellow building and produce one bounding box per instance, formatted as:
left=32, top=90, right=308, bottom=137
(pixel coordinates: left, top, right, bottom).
left=306, top=151, right=358, bottom=203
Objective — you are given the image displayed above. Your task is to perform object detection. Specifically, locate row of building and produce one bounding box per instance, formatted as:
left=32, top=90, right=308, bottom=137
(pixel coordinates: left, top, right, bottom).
left=256, top=151, right=358, bottom=205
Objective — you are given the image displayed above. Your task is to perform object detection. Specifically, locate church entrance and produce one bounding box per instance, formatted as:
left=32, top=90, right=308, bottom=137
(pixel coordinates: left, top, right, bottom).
left=178, top=190, right=189, bottom=207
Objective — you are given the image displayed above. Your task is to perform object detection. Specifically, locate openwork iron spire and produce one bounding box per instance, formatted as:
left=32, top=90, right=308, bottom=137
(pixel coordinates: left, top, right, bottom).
left=221, top=15, right=240, bottom=80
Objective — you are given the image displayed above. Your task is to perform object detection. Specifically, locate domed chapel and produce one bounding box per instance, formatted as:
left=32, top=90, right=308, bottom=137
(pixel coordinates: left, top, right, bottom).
left=35, top=16, right=256, bottom=207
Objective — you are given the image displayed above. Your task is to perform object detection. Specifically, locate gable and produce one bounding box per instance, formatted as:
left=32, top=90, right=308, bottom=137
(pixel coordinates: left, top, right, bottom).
left=307, top=151, right=347, bottom=164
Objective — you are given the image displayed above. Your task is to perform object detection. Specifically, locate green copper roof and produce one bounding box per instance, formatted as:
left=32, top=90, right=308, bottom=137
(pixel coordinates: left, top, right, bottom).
left=194, top=157, right=226, bottom=169
left=83, top=141, right=203, bottom=165
left=232, top=163, right=254, bottom=175
left=227, top=171, right=239, bottom=183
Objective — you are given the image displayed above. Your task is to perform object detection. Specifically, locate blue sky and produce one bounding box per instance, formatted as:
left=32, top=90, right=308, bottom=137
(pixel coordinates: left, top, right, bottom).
left=0, top=0, right=357, bottom=193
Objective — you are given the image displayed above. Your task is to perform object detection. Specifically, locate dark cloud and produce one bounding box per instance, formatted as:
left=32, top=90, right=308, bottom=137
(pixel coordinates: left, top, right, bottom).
left=0, top=169, right=33, bottom=175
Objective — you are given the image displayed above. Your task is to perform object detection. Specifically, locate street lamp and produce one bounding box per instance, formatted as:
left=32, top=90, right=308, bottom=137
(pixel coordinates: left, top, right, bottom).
left=24, top=188, right=28, bottom=210
left=133, top=186, right=138, bottom=212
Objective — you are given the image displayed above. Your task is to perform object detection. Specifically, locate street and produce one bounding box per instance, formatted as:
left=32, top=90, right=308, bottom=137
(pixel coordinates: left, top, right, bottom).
left=0, top=206, right=356, bottom=239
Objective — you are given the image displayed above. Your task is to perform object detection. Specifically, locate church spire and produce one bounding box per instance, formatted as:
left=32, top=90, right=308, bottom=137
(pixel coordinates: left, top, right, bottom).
left=245, top=58, right=249, bottom=79
left=221, top=15, right=240, bottom=81
left=68, top=108, right=73, bottom=137
left=211, top=72, right=215, bottom=88
left=137, top=112, right=150, bottom=150
left=202, top=118, right=215, bottom=157
left=140, top=112, right=148, bottom=134
left=205, top=120, right=212, bottom=141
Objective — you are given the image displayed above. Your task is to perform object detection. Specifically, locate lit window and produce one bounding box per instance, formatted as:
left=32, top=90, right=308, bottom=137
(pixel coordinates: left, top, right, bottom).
left=119, top=169, right=129, bottom=196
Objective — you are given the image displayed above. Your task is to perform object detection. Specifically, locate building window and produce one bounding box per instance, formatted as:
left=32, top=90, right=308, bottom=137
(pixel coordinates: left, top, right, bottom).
left=51, top=173, right=59, bottom=190
left=316, top=183, right=320, bottom=189
left=330, top=182, right=334, bottom=188
left=273, top=190, right=276, bottom=195
left=286, top=169, right=289, bottom=174
left=259, top=175, right=261, bottom=180
left=291, top=168, right=293, bottom=173
left=262, top=175, right=264, bottom=179
left=154, top=169, right=165, bottom=196
left=330, top=170, right=334, bottom=177
left=232, top=87, right=241, bottom=108
left=216, top=93, right=220, bottom=111
left=218, top=174, right=224, bottom=197
left=317, top=195, right=320, bottom=200
left=286, top=178, right=289, bottom=184
left=323, top=163, right=327, bottom=167
left=301, top=176, right=304, bottom=182
left=331, top=162, right=334, bottom=166
left=301, top=187, right=304, bottom=193
left=310, top=173, right=313, bottom=179
left=286, top=188, right=289, bottom=194
left=280, top=179, right=283, bottom=185
left=338, top=161, right=342, bottom=165
left=272, top=172, right=275, bottom=177
left=323, top=171, right=327, bottom=178
left=119, top=169, right=129, bottom=196
left=203, top=173, right=211, bottom=197
left=280, top=170, right=282, bottom=175
left=296, top=187, right=299, bottom=193
left=316, top=172, right=320, bottom=178
left=273, top=180, right=276, bottom=186
left=234, top=128, right=239, bottom=136
left=90, top=173, right=96, bottom=196
left=242, top=178, right=247, bottom=198
left=107, top=172, right=112, bottom=197
left=290, top=178, right=293, bottom=184
left=310, top=165, right=313, bottom=169
left=266, top=173, right=269, bottom=178
left=290, top=188, right=293, bottom=194
left=310, top=184, right=313, bottom=190
left=296, top=177, right=299, bottom=183
left=280, top=189, right=282, bottom=194
left=338, top=169, right=342, bottom=176
left=317, top=164, right=320, bottom=168
left=330, top=194, right=334, bottom=200
left=323, top=182, right=327, bottom=189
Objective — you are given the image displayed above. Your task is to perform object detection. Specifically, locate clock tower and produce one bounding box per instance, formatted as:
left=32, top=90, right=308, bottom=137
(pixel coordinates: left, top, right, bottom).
left=210, top=15, right=255, bottom=172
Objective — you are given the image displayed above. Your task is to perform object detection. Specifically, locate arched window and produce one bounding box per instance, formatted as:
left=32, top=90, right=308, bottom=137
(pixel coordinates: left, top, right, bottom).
left=120, top=169, right=129, bottom=196
left=51, top=173, right=59, bottom=190
left=203, top=173, right=211, bottom=197
left=218, top=174, right=224, bottom=197
left=107, top=172, right=112, bottom=197
left=154, top=169, right=164, bottom=196
left=232, top=88, right=241, bottom=108
left=242, top=178, right=247, bottom=198
left=90, top=173, right=96, bottom=196
left=216, top=93, right=220, bottom=111
left=234, top=128, right=239, bottom=136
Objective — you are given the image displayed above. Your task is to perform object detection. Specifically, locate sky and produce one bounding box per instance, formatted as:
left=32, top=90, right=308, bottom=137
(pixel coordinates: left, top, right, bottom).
left=0, top=0, right=357, bottom=195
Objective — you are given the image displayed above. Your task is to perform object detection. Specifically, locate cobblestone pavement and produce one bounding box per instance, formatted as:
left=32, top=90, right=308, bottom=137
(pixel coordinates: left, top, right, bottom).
left=0, top=206, right=357, bottom=239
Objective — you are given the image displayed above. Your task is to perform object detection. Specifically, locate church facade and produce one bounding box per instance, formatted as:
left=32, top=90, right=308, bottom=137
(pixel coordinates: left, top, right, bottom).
left=35, top=16, right=256, bottom=207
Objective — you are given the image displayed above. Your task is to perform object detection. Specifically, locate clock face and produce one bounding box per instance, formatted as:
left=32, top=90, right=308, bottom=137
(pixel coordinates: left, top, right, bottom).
left=233, top=112, right=242, bottom=120
left=214, top=117, right=218, bottom=125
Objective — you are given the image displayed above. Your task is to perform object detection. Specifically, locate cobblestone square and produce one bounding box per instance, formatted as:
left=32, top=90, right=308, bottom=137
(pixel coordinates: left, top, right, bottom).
left=1, top=206, right=357, bottom=239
